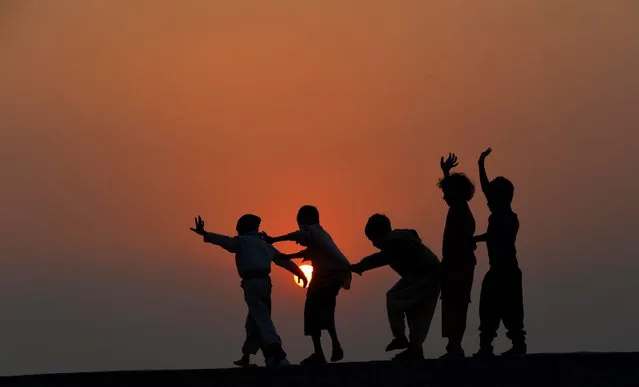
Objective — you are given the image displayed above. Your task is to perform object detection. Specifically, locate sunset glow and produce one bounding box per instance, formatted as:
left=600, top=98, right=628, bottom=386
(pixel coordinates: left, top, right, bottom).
left=294, top=265, right=313, bottom=288
left=1, top=0, right=639, bottom=376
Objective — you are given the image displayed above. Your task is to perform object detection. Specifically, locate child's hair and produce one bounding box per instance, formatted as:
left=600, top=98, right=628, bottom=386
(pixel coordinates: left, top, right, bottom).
left=236, top=214, right=261, bottom=235
left=490, top=176, right=515, bottom=205
left=437, top=173, right=475, bottom=202
left=297, top=205, right=320, bottom=225
left=365, top=213, right=392, bottom=240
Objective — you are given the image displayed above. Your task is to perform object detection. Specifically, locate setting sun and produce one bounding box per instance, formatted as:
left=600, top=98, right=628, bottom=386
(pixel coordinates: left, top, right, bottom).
left=294, top=264, right=313, bottom=288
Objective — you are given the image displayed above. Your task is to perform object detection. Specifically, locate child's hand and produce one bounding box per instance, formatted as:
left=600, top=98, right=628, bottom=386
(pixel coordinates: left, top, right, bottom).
left=440, top=153, right=458, bottom=175
left=350, top=264, right=363, bottom=276
left=190, top=216, right=206, bottom=235
left=259, top=232, right=274, bottom=244
left=473, top=234, right=487, bottom=243
left=297, top=275, right=309, bottom=288
left=479, top=147, right=492, bottom=164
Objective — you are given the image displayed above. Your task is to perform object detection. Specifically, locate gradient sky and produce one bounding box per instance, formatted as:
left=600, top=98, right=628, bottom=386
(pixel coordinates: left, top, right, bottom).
left=1, top=0, right=639, bottom=376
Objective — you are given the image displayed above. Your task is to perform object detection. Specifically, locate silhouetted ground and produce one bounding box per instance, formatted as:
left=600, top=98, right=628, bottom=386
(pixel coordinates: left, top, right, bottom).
left=2, top=352, right=638, bottom=387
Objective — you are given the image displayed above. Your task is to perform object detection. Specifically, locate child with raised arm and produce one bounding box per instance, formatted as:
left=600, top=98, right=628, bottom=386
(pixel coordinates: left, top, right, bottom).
left=350, top=214, right=441, bottom=362
left=437, top=153, right=477, bottom=358
left=474, top=148, right=527, bottom=356
left=189, top=214, right=308, bottom=368
left=261, top=205, right=351, bottom=365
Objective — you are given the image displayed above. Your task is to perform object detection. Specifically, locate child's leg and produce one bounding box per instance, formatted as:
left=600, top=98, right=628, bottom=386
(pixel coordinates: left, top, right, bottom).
left=386, top=278, right=411, bottom=346
left=444, top=300, right=466, bottom=353
left=234, top=314, right=261, bottom=367
left=387, top=276, right=438, bottom=357
left=390, top=276, right=438, bottom=362
left=242, top=278, right=286, bottom=363
left=500, top=268, right=526, bottom=354
left=327, top=325, right=339, bottom=349
left=441, top=266, right=474, bottom=356
left=301, top=287, right=328, bottom=364
left=243, top=314, right=262, bottom=355
left=327, top=326, right=343, bottom=362
left=406, top=278, right=440, bottom=350
left=477, top=270, right=500, bottom=355
left=311, top=335, right=324, bottom=358
left=323, top=284, right=343, bottom=361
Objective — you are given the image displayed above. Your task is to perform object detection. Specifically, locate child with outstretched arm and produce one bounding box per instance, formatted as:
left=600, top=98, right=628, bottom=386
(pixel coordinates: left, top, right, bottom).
left=261, top=205, right=351, bottom=365
left=350, top=214, right=441, bottom=362
left=189, top=214, right=308, bottom=368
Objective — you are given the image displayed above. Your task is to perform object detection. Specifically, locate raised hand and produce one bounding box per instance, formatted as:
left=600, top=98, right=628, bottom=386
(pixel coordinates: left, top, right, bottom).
left=440, top=153, right=459, bottom=176
left=479, top=147, right=492, bottom=164
left=190, top=216, right=206, bottom=235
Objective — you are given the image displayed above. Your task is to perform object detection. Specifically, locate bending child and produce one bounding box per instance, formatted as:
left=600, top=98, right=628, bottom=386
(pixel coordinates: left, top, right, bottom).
left=190, top=214, right=308, bottom=368
left=350, top=214, right=441, bottom=362
left=261, top=205, right=351, bottom=365
left=474, top=148, right=527, bottom=356
left=437, top=153, right=477, bottom=358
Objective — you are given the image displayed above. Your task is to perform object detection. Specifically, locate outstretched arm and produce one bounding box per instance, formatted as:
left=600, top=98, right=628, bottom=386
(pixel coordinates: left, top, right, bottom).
left=474, top=233, right=488, bottom=243
left=350, top=251, right=389, bottom=275
left=276, top=249, right=308, bottom=260
left=202, top=232, right=240, bottom=253
left=440, top=153, right=458, bottom=178
left=478, top=148, right=492, bottom=199
left=190, top=216, right=240, bottom=253
left=261, top=230, right=310, bottom=245
left=273, top=254, right=308, bottom=288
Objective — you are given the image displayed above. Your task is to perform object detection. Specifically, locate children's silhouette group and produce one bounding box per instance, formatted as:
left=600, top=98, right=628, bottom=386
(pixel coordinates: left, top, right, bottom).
left=190, top=148, right=526, bottom=368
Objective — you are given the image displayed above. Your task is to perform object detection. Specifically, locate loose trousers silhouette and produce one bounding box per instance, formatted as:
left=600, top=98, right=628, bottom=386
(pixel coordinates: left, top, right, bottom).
left=441, top=265, right=474, bottom=349
left=241, top=297, right=280, bottom=355
left=241, top=277, right=282, bottom=356
left=478, top=268, right=526, bottom=345
left=387, top=275, right=440, bottom=348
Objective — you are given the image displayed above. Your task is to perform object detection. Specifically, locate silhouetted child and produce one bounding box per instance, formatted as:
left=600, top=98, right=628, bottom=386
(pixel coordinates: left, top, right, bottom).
left=437, top=153, right=477, bottom=358
left=189, top=214, right=308, bottom=368
left=261, top=205, right=351, bottom=365
left=350, top=214, right=441, bottom=362
left=473, top=148, right=526, bottom=356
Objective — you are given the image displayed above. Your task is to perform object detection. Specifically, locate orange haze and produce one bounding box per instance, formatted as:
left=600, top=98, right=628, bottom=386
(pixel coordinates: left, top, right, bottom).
left=1, top=0, right=639, bottom=376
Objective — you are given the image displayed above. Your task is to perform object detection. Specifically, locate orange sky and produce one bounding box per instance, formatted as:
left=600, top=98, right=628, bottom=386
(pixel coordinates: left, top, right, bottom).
left=1, top=0, right=639, bottom=375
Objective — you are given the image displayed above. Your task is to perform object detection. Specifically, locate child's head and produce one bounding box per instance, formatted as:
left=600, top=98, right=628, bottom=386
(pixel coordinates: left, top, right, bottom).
left=236, top=214, right=261, bottom=235
left=296, top=205, right=320, bottom=228
left=365, top=213, right=392, bottom=249
left=437, top=173, right=475, bottom=206
left=488, top=176, right=514, bottom=209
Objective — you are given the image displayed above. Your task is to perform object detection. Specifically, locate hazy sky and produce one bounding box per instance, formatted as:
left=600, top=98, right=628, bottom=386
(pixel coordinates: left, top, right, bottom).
left=1, top=0, right=639, bottom=376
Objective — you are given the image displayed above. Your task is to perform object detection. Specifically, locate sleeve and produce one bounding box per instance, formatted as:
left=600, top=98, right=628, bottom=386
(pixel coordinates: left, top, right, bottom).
left=289, top=229, right=311, bottom=245
left=273, top=257, right=305, bottom=277
left=352, top=251, right=390, bottom=272
left=202, top=233, right=241, bottom=253
left=272, top=246, right=306, bottom=277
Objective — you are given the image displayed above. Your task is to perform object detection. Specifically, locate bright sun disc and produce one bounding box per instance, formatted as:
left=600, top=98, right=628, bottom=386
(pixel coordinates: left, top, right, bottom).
left=294, top=264, right=313, bottom=288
